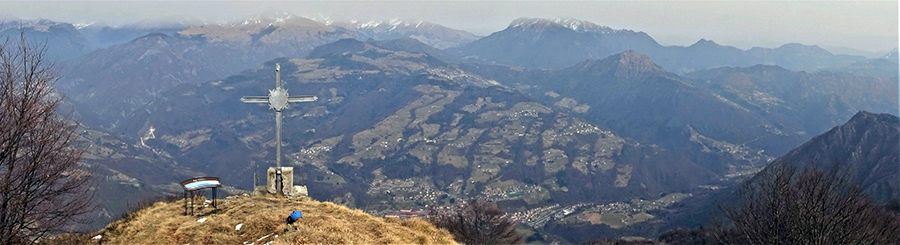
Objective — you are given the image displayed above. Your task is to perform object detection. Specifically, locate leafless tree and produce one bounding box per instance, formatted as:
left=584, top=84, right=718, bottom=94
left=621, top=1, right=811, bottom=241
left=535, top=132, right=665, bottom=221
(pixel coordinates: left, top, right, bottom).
left=722, top=164, right=900, bottom=245
left=0, top=33, right=92, bottom=244
left=429, top=199, right=523, bottom=245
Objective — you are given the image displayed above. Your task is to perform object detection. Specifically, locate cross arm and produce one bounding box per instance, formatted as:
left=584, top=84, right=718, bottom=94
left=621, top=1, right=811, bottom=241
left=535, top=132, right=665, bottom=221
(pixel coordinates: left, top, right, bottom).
left=287, top=95, right=318, bottom=103
left=241, top=96, right=269, bottom=103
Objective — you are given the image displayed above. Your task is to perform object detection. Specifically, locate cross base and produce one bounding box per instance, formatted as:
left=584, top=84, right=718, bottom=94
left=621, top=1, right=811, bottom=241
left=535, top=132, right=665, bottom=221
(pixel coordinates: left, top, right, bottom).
left=265, top=167, right=308, bottom=197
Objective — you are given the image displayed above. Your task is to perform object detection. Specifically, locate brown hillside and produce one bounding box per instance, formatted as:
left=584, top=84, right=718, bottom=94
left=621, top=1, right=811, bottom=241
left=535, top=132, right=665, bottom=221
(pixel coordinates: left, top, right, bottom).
left=82, top=195, right=457, bottom=245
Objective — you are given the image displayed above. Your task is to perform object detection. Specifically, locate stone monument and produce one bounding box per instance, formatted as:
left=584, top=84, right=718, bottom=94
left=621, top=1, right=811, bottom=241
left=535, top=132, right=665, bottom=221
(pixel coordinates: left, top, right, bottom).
left=266, top=167, right=296, bottom=195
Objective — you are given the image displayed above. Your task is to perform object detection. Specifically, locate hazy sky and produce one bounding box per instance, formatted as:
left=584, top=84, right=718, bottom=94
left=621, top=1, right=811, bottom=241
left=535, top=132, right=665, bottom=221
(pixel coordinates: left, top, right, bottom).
left=2, top=1, right=897, bottom=53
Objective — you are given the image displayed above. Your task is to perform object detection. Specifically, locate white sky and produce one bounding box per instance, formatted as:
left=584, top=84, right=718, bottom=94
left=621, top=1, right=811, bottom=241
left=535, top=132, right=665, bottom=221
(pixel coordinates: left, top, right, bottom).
left=1, top=1, right=897, bottom=53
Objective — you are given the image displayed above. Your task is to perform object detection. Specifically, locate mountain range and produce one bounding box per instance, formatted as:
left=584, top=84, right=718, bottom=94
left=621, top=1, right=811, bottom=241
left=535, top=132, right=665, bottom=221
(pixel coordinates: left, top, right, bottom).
left=685, top=65, right=898, bottom=136
left=71, top=39, right=896, bottom=243
left=331, top=19, right=479, bottom=49
left=464, top=50, right=896, bottom=179
left=9, top=15, right=885, bottom=135
left=825, top=50, right=899, bottom=78
left=456, top=17, right=872, bottom=73
left=0, top=20, right=94, bottom=61
left=30, top=12, right=475, bottom=130
left=115, top=39, right=717, bottom=209
left=3, top=14, right=896, bottom=242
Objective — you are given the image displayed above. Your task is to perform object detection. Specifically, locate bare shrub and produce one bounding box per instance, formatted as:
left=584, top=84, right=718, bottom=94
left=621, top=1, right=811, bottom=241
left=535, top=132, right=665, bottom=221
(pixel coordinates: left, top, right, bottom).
left=722, top=164, right=900, bottom=244
left=0, top=33, right=93, bottom=243
left=429, top=199, right=523, bottom=245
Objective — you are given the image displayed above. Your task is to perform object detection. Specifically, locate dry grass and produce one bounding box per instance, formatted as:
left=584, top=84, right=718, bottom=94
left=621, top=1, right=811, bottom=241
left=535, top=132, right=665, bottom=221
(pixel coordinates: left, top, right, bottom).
left=86, top=195, right=458, bottom=245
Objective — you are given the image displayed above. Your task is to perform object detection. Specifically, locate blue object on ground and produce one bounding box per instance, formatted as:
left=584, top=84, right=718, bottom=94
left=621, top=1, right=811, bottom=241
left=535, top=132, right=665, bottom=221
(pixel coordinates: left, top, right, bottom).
left=290, top=211, right=303, bottom=221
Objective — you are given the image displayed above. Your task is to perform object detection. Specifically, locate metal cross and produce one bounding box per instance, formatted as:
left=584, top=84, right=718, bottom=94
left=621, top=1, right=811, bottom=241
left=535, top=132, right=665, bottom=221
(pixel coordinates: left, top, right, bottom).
left=241, top=63, right=317, bottom=170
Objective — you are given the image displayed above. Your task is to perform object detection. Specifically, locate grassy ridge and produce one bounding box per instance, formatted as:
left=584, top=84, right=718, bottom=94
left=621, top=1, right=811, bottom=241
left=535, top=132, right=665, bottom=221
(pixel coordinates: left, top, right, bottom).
left=84, top=195, right=457, bottom=244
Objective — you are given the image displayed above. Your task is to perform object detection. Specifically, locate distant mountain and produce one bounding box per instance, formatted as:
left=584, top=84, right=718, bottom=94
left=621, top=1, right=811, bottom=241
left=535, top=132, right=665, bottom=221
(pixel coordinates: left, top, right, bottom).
left=1, top=19, right=199, bottom=61
left=0, top=19, right=94, bottom=61
left=745, top=43, right=869, bottom=72
left=465, top=51, right=787, bottom=177
left=822, top=46, right=894, bottom=58
left=563, top=50, right=669, bottom=79
left=464, top=49, right=897, bottom=184
left=331, top=19, right=479, bottom=49
left=554, top=51, right=793, bottom=167
left=58, top=13, right=354, bottom=129
left=56, top=13, right=483, bottom=130
left=824, top=50, right=899, bottom=78
left=307, top=37, right=459, bottom=64
left=113, top=39, right=717, bottom=217
left=686, top=65, right=899, bottom=136
left=456, top=17, right=867, bottom=73
left=660, top=41, right=861, bottom=73
left=456, top=17, right=661, bottom=69
left=77, top=23, right=188, bottom=49
left=756, top=111, right=899, bottom=201
left=177, top=11, right=344, bottom=46
left=366, top=38, right=463, bottom=63
left=57, top=33, right=237, bottom=128
left=178, top=12, right=478, bottom=50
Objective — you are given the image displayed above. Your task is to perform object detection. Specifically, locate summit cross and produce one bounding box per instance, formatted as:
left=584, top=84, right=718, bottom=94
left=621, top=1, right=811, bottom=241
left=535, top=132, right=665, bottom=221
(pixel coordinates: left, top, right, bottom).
left=241, top=63, right=317, bottom=171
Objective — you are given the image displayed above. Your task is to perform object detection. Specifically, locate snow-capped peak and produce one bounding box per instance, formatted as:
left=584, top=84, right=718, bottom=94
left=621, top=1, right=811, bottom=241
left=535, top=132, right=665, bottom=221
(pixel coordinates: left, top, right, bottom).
left=508, top=17, right=618, bottom=34
left=73, top=22, right=95, bottom=29
left=234, top=10, right=298, bottom=26
left=351, top=18, right=434, bottom=30
left=552, top=17, right=611, bottom=33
